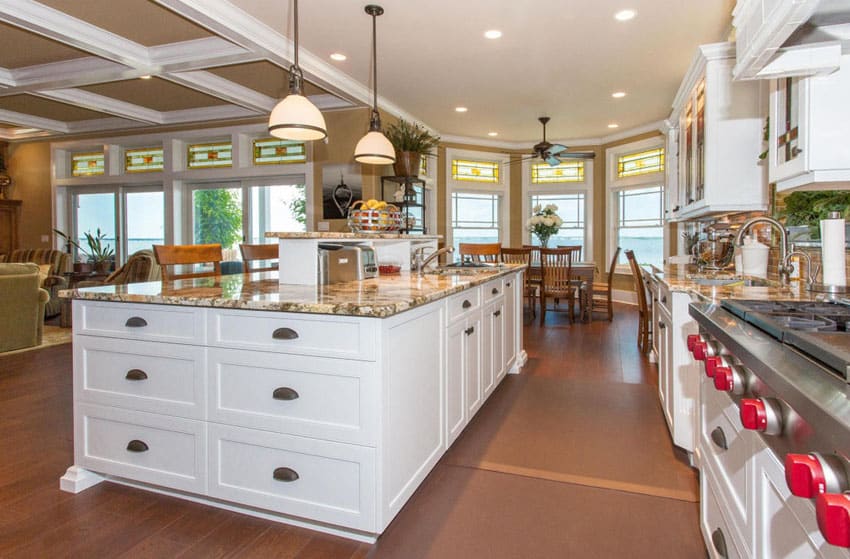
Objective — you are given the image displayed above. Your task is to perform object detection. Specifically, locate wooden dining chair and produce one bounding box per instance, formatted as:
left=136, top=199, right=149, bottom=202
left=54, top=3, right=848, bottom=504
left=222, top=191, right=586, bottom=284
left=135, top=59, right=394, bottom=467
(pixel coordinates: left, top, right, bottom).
left=458, top=242, right=501, bottom=263
left=153, top=243, right=222, bottom=282
left=239, top=243, right=279, bottom=273
left=557, top=245, right=583, bottom=262
left=583, top=246, right=621, bottom=322
left=500, top=247, right=537, bottom=317
left=522, top=244, right=543, bottom=289
left=539, top=247, right=578, bottom=325
left=625, top=249, right=651, bottom=353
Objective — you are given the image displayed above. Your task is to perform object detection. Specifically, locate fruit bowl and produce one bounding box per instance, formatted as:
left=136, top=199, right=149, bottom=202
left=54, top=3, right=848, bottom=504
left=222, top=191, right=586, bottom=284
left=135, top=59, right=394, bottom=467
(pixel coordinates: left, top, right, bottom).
left=348, top=200, right=403, bottom=233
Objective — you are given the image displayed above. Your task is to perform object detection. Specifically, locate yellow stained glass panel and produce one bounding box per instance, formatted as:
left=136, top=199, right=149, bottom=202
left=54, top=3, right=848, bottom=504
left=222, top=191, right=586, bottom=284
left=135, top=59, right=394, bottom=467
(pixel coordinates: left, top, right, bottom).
left=71, top=152, right=104, bottom=177
left=452, top=159, right=499, bottom=183
left=531, top=161, right=584, bottom=184
left=125, top=147, right=164, bottom=173
left=188, top=141, right=233, bottom=169
left=253, top=138, right=306, bottom=165
left=617, top=148, right=665, bottom=178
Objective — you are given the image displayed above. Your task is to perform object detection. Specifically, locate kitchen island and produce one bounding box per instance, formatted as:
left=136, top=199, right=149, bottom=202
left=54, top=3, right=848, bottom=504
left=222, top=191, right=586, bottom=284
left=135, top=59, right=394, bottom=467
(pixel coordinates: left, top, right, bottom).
left=59, top=265, right=526, bottom=542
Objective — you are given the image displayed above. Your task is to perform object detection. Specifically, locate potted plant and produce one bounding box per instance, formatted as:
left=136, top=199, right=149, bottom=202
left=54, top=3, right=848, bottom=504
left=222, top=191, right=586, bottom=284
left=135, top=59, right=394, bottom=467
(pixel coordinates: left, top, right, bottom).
left=384, top=119, right=440, bottom=177
left=83, top=228, right=115, bottom=274
left=54, top=228, right=92, bottom=273
left=527, top=204, right=563, bottom=247
left=778, top=191, right=850, bottom=241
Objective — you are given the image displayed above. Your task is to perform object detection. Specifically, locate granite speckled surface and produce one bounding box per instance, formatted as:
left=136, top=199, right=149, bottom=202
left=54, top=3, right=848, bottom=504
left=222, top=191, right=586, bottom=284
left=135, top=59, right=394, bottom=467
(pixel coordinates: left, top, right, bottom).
left=646, top=264, right=824, bottom=303
left=265, top=232, right=442, bottom=240
left=60, top=265, right=523, bottom=318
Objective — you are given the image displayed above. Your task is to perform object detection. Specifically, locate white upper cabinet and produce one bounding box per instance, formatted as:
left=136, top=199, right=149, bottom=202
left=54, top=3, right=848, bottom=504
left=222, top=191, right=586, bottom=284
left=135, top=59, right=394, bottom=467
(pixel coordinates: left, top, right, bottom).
left=732, top=0, right=844, bottom=80
left=768, top=54, right=850, bottom=192
left=668, top=43, right=767, bottom=221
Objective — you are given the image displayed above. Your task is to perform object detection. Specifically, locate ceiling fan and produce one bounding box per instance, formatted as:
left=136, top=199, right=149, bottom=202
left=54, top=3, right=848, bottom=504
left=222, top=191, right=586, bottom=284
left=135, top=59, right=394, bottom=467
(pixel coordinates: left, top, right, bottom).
left=518, top=117, right=595, bottom=166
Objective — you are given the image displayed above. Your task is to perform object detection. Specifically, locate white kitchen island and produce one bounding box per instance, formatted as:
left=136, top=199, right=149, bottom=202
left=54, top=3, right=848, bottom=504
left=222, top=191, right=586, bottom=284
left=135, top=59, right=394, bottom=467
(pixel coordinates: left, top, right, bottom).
left=59, top=264, right=525, bottom=542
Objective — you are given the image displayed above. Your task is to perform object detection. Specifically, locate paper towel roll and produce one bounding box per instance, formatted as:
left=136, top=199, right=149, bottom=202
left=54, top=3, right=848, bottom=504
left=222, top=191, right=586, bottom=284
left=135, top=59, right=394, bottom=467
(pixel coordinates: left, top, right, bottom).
left=820, top=213, right=846, bottom=286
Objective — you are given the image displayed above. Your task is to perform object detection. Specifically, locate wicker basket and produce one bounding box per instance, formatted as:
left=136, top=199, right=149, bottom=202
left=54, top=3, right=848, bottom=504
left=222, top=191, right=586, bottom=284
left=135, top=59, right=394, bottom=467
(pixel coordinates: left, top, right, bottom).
left=347, top=200, right=402, bottom=233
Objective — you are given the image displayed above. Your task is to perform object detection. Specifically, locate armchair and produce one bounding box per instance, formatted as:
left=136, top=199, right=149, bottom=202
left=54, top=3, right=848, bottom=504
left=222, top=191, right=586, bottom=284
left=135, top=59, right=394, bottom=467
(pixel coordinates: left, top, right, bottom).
left=0, top=263, right=49, bottom=352
left=0, top=249, right=69, bottom=317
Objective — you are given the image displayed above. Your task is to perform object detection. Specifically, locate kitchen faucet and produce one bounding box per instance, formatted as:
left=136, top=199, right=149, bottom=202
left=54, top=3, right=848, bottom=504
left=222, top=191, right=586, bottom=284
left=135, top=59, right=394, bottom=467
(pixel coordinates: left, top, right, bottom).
left=414, top=246, right=454, bottom=276
left=734, top=216, right=794, bottom=285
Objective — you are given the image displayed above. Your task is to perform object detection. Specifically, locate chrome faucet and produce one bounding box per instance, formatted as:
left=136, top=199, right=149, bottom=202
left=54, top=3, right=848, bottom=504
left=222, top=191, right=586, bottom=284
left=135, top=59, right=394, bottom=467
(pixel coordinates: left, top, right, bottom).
left=734, top=216, right=794, bottom=285
left=784, top=249, right=820, bottom=287
left=414, top=246, right=454, bottom=276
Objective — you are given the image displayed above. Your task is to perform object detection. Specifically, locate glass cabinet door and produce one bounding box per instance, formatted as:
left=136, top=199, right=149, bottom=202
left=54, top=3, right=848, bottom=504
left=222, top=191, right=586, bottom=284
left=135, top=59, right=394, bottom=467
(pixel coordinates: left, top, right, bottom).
left=775, top=77, right=801, bottom=166
left=695, top=80, right=706, bottom=202
left=683, top=102, right=695, bottom=205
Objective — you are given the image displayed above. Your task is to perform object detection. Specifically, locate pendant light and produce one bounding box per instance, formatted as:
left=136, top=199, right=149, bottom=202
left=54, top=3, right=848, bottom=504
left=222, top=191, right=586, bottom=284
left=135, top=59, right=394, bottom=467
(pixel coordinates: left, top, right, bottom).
left=354, top=5, right=396, bottom=165
left=268, top=0, right=327, bottom=141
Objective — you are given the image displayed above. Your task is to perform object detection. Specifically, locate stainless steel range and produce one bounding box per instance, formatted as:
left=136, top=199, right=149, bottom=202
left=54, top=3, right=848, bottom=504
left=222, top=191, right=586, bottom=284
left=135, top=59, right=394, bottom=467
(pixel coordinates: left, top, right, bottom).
left=689, top=299, right=850, bottom=552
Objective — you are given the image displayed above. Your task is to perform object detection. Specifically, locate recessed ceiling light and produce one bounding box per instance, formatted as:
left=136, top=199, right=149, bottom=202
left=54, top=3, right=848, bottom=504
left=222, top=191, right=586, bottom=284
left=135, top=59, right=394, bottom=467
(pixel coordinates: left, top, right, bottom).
left=614, top=9, right=636, bottom=21
left=488, top=132, right=498, bottom=137
left=608, top=123, right=620, bottom=129
left=612, top=91, right=627, bottom=98
left=455, top=107, right=468, bottom=113
left=484, top=30, right=502, bottom=39
left=330, top=53, right=347, bottom=61
left=140, top=75, right=152, bottom=80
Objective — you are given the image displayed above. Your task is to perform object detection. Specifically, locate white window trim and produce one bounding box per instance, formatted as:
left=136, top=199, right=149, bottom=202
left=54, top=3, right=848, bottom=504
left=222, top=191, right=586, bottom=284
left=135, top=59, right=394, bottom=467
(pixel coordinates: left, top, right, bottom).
left=445, top=147, right=511, bottom=249
left=521, top=157, right=593, bottom=261
left=606, top=137, right=666, bottom=273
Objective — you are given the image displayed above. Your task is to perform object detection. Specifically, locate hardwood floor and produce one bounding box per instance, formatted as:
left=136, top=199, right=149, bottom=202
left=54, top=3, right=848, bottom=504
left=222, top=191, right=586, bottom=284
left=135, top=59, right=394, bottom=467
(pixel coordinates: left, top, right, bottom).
left=0, top=304, right=700, bottom=558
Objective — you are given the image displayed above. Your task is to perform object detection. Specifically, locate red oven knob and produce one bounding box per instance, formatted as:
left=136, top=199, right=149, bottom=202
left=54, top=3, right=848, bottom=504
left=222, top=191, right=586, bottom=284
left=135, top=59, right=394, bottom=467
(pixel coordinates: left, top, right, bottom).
left=739, top=397, right=781, bottom=435
left=816, top=493, right=850, bottom=548
left=704, top=356, right=724, bottom=378
left=785, top=454, right=827, bottom=498
left=693, top=340, right=708, bottom=361
left=713, top=366, right=735, bottom=391
left=687, top=334, right=701, bottom=352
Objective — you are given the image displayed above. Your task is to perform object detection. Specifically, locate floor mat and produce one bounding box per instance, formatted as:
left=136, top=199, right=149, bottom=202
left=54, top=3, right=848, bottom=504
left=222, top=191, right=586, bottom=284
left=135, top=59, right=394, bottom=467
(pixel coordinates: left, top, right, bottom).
left=444, top=375, right=699, bottom=502
left=370, top=465, right=704, bottom=559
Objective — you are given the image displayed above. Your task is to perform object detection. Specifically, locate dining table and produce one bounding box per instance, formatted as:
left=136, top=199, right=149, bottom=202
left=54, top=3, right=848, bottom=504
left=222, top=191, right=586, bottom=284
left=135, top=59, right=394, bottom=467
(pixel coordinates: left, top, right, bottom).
left=527, top=261, right=597, bottom=323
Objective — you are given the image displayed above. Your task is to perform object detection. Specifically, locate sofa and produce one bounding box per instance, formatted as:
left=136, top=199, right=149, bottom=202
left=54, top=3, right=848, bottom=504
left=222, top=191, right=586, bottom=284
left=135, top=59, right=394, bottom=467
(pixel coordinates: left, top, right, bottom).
left=0, top=249, right=69, bottom=317
left=0, top=263, right=49, bottom=352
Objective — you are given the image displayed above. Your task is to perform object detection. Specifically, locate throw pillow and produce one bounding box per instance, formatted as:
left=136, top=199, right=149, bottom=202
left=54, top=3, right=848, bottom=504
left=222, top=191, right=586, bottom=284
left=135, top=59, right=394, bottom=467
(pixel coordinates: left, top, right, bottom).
left=37, top=263, right=52, bottom=286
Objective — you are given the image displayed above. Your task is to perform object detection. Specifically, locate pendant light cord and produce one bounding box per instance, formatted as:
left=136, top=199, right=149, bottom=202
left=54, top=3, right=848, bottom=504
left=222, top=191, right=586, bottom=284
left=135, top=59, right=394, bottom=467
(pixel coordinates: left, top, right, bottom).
left=289, top=0, right=303, bottom=94
left=371, top=10, right=377, bottom=113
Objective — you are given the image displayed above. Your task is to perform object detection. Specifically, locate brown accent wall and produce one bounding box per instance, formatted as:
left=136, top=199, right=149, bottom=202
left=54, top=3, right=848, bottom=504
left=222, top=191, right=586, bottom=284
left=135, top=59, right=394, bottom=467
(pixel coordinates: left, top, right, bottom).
left=7, top=141, right=52, bottom=249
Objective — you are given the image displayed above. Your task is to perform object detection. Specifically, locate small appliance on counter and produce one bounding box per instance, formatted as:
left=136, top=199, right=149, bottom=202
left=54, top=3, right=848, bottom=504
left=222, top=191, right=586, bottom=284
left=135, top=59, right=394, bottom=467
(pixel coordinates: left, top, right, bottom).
left=318, top=243, right=378, bottom=284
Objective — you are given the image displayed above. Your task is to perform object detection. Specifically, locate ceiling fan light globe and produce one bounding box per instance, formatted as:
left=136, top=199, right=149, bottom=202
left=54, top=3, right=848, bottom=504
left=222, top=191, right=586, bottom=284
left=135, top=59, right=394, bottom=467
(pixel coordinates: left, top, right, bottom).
left=268, top=94, right=327, bottom=141
left=354, top=130, right=396, bottom=165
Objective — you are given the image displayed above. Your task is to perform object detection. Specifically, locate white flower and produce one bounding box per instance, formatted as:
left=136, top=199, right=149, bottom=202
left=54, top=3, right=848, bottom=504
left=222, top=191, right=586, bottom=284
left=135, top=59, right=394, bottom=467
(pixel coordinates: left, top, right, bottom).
left=543, top=217, right=554, bottom=227
left=533, top=204, right=542, bottom=213
left=545, top=203, right=558, bottom=212
left=553, top=216, right=563, bottom=226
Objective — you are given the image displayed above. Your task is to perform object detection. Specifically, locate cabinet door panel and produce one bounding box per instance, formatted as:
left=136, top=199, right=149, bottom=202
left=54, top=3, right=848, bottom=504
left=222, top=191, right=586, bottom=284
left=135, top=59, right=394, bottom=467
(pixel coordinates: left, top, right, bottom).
left=446, top=320, right=467, bottom=447
left=465, top=316, right=482, bottom=420
left=503, top=274, right=517, bottom=373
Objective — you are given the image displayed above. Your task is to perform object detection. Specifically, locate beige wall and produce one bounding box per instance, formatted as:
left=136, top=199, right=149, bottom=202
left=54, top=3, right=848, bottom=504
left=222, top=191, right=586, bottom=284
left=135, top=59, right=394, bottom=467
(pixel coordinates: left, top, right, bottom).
left=7, top=141, right=52, bottom=249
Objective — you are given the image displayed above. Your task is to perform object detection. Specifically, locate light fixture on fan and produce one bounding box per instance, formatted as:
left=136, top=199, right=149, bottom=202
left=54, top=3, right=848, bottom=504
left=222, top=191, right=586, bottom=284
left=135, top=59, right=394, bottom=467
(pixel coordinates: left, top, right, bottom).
left=354, top=5, right=395, bottom=165
left=268, top=0, right=327, bottom=141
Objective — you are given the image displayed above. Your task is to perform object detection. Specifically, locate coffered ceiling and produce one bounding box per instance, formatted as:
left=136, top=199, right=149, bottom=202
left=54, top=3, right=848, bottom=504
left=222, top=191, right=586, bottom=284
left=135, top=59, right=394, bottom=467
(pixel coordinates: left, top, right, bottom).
left=0, top=0, right=736, bottom=145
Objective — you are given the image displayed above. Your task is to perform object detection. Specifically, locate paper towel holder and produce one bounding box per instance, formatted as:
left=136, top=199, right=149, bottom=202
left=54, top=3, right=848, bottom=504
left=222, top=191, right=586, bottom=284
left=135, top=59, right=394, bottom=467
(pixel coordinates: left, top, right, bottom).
left=808, top=211, right=849, bottom=294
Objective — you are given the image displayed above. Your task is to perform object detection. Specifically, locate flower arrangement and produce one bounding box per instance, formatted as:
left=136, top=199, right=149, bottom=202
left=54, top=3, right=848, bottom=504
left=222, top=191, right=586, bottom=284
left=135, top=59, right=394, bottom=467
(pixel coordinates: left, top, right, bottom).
left=527, top=204, right=563, bottom=247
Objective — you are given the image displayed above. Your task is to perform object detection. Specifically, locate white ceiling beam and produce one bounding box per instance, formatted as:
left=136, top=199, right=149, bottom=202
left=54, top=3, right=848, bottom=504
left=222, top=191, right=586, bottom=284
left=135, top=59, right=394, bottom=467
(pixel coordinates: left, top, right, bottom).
left=0, top=109, right=69, bottom=132
left=148, top=37, right=261, bottom=73
left=160, top=105, right=260, bottom=125
left=0, top=0, right=151, bottom=68
left=66, top=117, right=148, bottom=134
left=165, top=71, right=275, bottom=113
left=34, top=89, right=164, bottom=124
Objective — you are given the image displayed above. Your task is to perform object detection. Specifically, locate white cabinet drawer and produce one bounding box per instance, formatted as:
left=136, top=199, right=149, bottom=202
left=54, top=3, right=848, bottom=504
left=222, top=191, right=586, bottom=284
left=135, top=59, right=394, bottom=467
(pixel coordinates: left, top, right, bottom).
left=702, top=466, right=746, bottom=559
left=75, top=336, right=206, bottom=419
left=482, top=278, right=504, bottom=303
left=207, top=348, right=377, bottom=446
left=447, top=288, right=480, bottom=323
left=208, top=424, right=375, bottom=531
left=658, top=282, right=672, bottom=314
left=77, top=403, right=206, bottom=493
left=207, top=309, right=377, bottom=361
left=74, top=301, right=206, bottom=344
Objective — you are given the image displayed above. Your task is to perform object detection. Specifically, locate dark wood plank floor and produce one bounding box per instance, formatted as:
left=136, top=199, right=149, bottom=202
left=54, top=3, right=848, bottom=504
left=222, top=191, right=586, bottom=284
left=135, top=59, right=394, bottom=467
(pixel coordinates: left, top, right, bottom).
left=0, top=304, right=698, bottom=558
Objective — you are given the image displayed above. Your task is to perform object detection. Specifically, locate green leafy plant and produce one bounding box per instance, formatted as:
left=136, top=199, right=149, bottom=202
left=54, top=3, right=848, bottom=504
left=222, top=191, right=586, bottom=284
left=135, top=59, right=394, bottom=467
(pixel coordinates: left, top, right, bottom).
left=384, top=119, right=440, bottom=155
left=53, top=228, right=84, bottom=257
left=778, top=191, right=850, bottom=239
left=193, top=189, right=242, bottom=248
left=82, top=228, right=114, bottom=264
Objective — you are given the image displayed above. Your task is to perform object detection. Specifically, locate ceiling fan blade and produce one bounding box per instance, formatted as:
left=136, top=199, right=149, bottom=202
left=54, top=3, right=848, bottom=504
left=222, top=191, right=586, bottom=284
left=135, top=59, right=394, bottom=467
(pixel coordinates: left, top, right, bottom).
left=548, top=144, right=568, bottom=156
left=544, top=154, right=561, bottom=166
left=559, top=151, right=596, bottom=159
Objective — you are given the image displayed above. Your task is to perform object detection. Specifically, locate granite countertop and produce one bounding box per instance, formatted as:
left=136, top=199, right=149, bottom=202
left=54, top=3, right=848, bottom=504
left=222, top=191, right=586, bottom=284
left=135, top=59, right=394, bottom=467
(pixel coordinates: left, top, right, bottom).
left=266, top=232, right=442, bottom=240
left=645, top=264, right=822, bottom=303
left=60, top=265, right=524, bottom=318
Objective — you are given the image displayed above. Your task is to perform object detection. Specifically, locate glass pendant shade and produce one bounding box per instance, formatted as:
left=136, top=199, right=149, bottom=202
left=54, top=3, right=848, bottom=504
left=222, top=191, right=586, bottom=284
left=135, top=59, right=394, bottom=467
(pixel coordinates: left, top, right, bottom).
left=354, top=129, right=396, bottom=165
left=268, top=93, right=327, bottom=141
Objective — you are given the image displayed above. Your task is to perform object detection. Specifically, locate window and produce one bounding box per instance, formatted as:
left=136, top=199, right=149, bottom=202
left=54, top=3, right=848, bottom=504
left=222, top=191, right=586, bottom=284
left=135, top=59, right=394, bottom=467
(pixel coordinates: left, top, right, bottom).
left=531, top=161, right=584, bottom=184
left=617, top=148, right=665, bottom=178
left=125, top=147, right=164, bottom=173
left=252, top=138, right=306, bottom=165
left=191, top=185, right=243, bottom=260
left=188, top=141, right=233, bottom=169
left=615, top=185, right=664, bottom=268
left=249, top=183, right=307, bottom=242
left=72, top=152, right=105, bottom=177
left=451, top=192, right=501, bottom=252
left=452, top=159, right=499, bottom=183
left=528, top=194, right=586, bottom=253
left=125, top=191, right=165, bottom=254
left=419, top=156, right=428, bottom=177
left=73, top=192, right=116, bottom=262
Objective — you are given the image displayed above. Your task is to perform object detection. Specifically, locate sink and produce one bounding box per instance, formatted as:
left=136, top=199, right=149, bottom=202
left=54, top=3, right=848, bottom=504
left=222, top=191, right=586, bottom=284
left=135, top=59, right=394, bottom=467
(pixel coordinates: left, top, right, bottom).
left=441, top=262, right=498, bottom=269
left=430, top=263, right=504, bottom=276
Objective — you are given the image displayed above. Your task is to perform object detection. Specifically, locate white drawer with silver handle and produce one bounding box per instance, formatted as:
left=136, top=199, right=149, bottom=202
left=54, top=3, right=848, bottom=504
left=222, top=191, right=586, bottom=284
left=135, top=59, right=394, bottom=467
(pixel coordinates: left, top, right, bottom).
left=74, top=301, right=206, bottom=344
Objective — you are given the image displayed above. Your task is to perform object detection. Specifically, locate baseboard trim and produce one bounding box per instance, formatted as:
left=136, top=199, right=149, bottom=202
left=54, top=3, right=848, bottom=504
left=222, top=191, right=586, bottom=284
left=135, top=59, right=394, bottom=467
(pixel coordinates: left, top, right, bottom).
left=612, top=289, right=637, bottom=305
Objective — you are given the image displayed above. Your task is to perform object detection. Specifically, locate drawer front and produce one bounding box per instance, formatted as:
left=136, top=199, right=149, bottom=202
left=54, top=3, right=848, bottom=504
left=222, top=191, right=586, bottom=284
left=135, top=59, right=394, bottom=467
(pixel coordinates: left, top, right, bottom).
left=700, top=379, right=752, bottom=548
left=77, top=403, right=206, bottom=493
left=482, top=278, right=505, bottom=303
left=75, top=301, right=206, bottom=344
left=208, top=424, right=375, bottom=531
left=75, top=336, right=206, bottom=419
left=207, top=309, right=377, bottom=361
left=447, top=288, right=481, bottom=323
left=208, top=348, right=377, bottom=446
left=702, top=466, right=745, bottom=559
left=657, top=281, right=672, bottom=314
